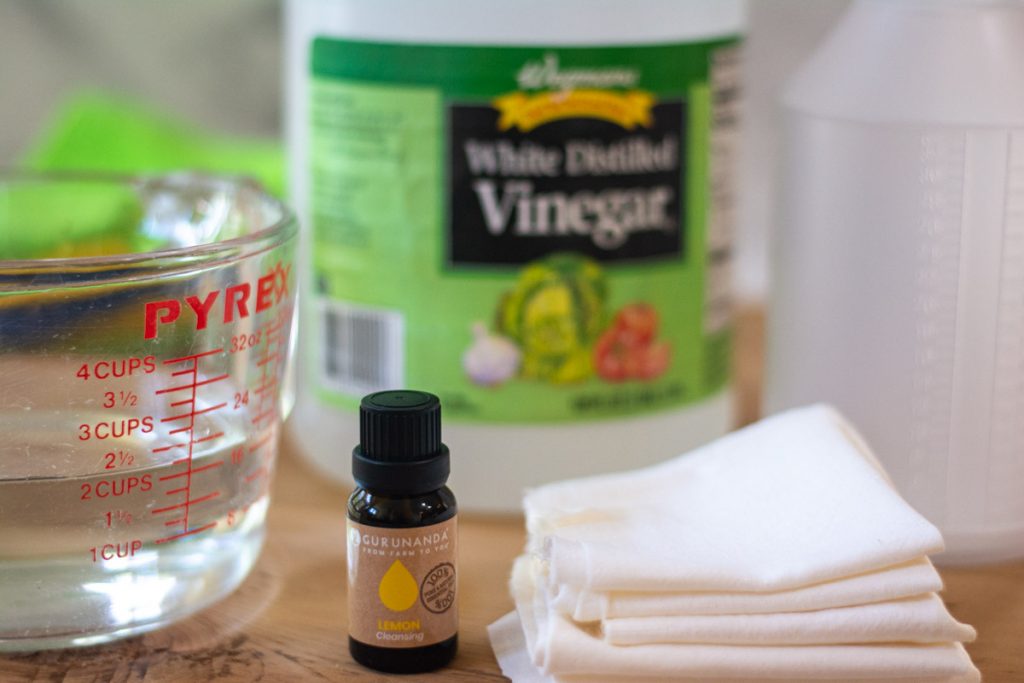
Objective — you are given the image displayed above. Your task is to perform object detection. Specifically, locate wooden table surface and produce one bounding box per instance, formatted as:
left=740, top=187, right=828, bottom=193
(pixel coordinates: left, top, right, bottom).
left=2, top=311, right=1022, bottom=682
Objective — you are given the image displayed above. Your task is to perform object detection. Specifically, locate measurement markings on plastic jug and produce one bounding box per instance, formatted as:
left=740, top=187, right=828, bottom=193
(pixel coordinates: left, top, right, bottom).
left=151, top=349, right=228, bottom=543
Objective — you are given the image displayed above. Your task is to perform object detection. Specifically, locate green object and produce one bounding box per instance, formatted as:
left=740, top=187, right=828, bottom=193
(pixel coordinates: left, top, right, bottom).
left=497, top=254, right=607, bottom=384
left=3, top=93, right=284, bottom=260
left=308, top=38, right=738, bottom=423
left=23, top=93, right=284, bottom=197
left=0, top=181, right=147, bottom=259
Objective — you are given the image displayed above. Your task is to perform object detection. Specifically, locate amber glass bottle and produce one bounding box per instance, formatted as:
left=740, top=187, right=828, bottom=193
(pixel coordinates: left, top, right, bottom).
left=346, top=391, right=458, bottom=673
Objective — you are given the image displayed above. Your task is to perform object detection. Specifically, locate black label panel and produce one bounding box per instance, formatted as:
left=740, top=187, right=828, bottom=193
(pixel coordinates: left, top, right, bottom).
left=447, top=101, right=686, bottom=266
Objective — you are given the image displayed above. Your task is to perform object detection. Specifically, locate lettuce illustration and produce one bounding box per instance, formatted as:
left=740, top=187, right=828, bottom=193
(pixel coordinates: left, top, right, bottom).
left=496, top=253, right=607, bottom=384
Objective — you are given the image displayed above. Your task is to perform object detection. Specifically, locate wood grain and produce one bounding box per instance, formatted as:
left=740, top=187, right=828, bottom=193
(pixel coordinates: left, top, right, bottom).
left=1, top=309, right=1021, bottom=682
left=0, top=453, right=524, bottom=682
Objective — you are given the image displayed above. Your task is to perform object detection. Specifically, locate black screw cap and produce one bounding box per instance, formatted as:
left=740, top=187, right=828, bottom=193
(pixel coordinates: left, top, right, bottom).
left=352, top=390, right=449, bottom=495
left=360, top=390, right=442, bottom=462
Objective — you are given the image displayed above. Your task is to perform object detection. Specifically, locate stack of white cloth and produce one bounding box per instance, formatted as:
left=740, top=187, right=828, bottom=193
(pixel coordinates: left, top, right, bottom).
left=488, top=405, right=980, bottom=682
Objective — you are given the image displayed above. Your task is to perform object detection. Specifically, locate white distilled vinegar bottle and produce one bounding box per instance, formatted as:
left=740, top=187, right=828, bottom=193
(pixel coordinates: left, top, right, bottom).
left=286, top=0, right=745, bottom=510
left=768, top=0, right=1024, bottom=563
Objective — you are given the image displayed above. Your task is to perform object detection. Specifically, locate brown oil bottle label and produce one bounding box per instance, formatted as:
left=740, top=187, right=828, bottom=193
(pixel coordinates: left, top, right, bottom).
left=347, top=516, right=458, bottom=648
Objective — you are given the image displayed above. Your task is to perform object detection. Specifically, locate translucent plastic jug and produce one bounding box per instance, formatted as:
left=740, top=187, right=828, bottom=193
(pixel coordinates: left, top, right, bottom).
left=767, top=0, right=1024, bottom=563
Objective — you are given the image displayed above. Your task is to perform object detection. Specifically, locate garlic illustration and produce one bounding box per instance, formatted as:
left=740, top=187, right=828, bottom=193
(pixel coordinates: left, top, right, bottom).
left=463, top=322, right=521, bottom=387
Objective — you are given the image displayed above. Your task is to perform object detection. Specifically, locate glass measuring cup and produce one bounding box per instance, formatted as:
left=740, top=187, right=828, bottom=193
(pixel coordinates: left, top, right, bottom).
left=0, top=173, right=297, bottom=651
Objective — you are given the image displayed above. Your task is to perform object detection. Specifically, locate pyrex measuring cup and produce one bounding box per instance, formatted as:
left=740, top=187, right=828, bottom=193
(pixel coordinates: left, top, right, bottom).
left=0, top=173, right=297, bottom=650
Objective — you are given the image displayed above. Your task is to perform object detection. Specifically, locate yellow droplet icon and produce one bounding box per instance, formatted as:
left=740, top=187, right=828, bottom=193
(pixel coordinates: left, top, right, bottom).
left=378, top=560, right=419, bottom=612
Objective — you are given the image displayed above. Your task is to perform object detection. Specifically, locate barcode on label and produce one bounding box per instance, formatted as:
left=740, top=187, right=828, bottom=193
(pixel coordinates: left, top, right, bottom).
left=319, top=300, right=405, bottom=396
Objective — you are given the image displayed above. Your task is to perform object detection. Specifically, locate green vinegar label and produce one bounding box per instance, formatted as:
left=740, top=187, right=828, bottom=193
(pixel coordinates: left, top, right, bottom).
left=308, top=38, right=740, bottom=423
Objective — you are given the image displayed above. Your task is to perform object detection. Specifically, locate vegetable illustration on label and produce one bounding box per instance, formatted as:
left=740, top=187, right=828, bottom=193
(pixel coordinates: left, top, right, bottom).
left=463, top=323, right=521, bottom=387
left=310, top=38, right=738, bottom=422
left=466, top=254, right=673, bottom=387
left=594, top=303, right=672, bottom=382
left=495, top=253, right=606, bottom=384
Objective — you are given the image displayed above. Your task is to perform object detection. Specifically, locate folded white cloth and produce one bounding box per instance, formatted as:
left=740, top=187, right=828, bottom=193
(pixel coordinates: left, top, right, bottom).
left=553, top=558, right=943, bottom=621
left=602, top=595, right=975, bottom=646
left=509, top=563, right=979, bottom=681
left=490, top=405, right=980, bottom=682
left=521, top=557, right=973, bottom=646
left=512, top=558, right=975, bottom=647
left=527, top=405, right=944, bottom=593
left=489, top=611, right=980, bottom=683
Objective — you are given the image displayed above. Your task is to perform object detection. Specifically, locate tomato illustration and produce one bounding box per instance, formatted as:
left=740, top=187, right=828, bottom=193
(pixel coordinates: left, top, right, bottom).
left=593, top=302, right=672, bottom=382
left=613, top=303, right=659, bottom=347
left=593, top=331, right=630, bottom=383
left=638, top=341, right=672, bottom=380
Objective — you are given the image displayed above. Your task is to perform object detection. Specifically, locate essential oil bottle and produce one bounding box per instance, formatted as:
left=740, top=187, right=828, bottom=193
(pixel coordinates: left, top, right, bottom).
left=346, top=390, right=458, bottom=673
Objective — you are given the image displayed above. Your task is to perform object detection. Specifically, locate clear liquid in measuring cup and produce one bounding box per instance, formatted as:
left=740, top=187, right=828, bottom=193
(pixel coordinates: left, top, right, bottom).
left=0, top=174, right=296, bottom=650
left=0, top=358, right=282, bottom=649
left=0, top=295, right=292, bottom=650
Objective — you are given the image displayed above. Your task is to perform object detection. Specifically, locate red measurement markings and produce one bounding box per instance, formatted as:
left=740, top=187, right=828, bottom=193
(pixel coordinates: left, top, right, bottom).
left=155, top=372, right=230, bottom=395
left=151, top=490, right=220, bottom=515
left=103, top=390, right=138, bottom=409
left=103, top=450, right=135, bottom=470
left=155, top=523, right=218, bottom=542
left=247, top=431, right=273, bottom=454
left=240, top=308, right=291, bottom=499
left=158, top=460, right=223, bottom=481
left=104, top=510, right=133, bottom=528
left=161, top=402, right=227, bottom=423
left=244, top=465, right=269, bottom=484
left=255, top=352, right=280, bottom=368
left=151, top=349, right=227, bottom=545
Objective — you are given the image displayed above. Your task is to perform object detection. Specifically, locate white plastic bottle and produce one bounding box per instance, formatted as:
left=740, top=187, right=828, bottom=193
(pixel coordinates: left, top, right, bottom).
left=285, top=0, right=745, bottom=511
left=767, top=0, right=1024, bottom=563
